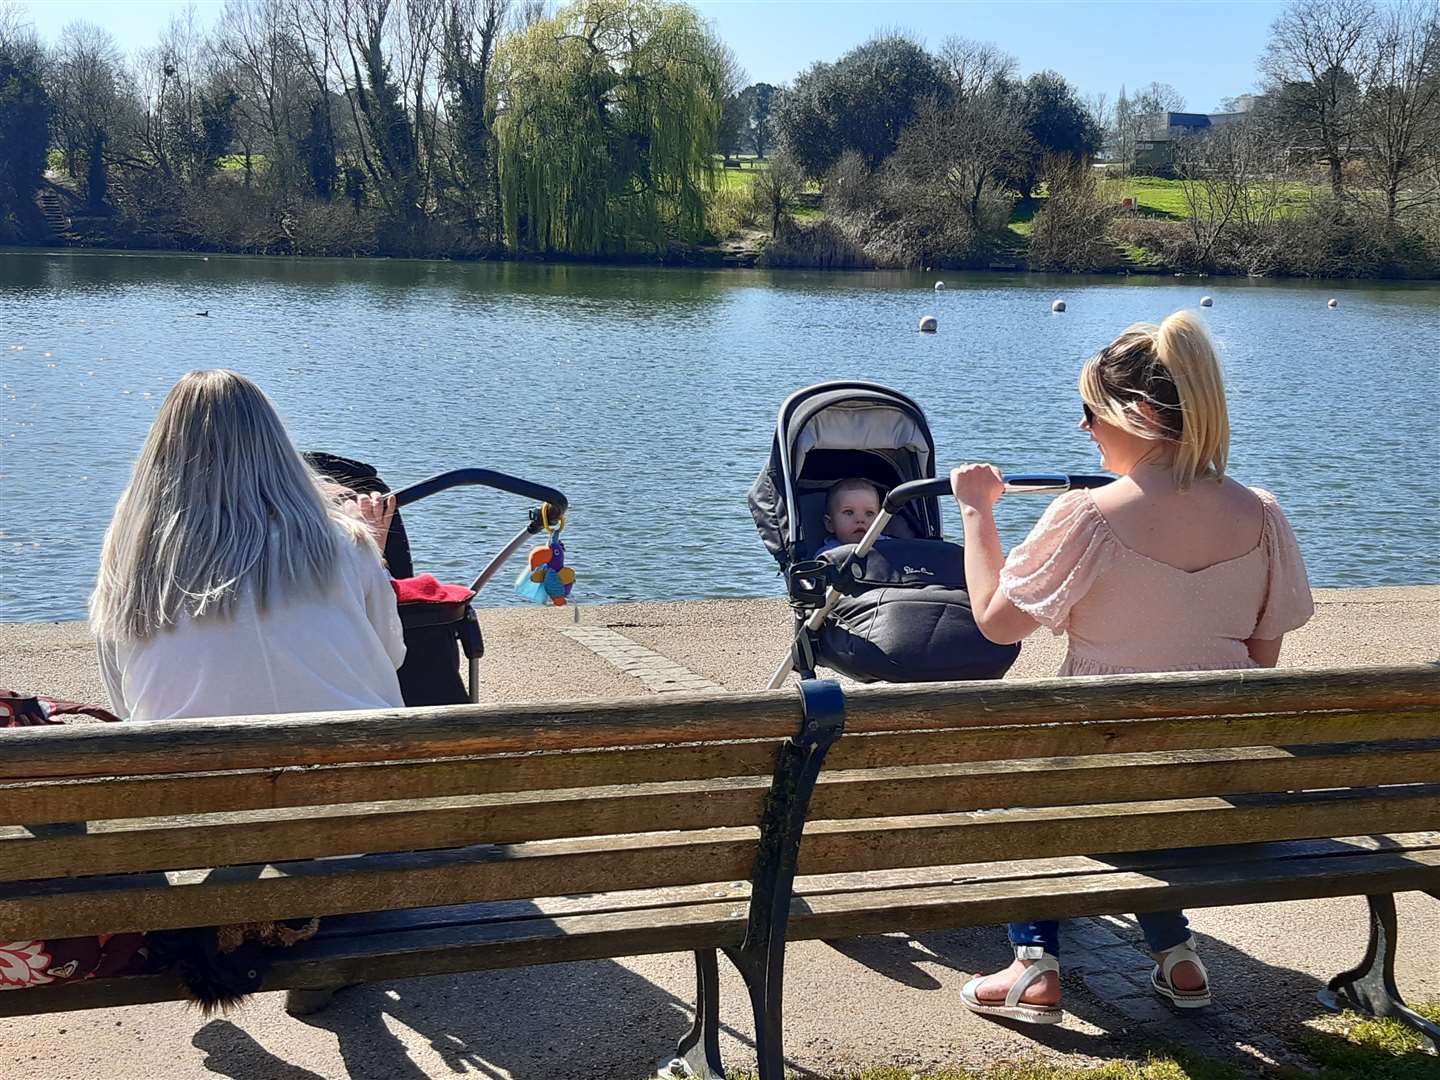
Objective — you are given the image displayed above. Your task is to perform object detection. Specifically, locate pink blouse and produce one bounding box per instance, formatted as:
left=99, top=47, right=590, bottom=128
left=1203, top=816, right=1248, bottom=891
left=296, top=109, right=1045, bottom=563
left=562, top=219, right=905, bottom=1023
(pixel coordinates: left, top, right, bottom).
left=999, top=488, right=1315, bottom=676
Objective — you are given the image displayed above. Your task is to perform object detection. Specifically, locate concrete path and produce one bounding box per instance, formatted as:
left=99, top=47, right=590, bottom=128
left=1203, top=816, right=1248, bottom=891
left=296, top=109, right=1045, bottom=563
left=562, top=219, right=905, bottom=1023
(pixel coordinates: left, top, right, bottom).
left=1, top=585, right=1437, bottom=1079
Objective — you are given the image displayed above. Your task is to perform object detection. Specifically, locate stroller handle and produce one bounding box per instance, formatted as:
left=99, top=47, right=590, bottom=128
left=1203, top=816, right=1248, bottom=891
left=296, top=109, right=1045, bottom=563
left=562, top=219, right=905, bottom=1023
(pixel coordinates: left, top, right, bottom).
left=882, top=472, right=1113, bottom=514
left=392, top=469, right=569, bottom=520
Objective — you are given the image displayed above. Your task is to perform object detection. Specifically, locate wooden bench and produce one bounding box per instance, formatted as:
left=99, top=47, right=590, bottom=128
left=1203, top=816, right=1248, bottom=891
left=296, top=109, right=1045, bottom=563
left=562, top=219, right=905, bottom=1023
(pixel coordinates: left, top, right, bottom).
left=3, top=666, right=1438, bottom=1077
left=0, top=680, right=849, bottom=1078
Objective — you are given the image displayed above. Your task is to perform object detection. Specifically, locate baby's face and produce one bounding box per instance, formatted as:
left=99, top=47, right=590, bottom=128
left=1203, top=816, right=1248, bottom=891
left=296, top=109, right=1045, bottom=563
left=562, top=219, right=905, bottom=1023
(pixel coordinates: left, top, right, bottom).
left=826, top=488, right=880, bottom=544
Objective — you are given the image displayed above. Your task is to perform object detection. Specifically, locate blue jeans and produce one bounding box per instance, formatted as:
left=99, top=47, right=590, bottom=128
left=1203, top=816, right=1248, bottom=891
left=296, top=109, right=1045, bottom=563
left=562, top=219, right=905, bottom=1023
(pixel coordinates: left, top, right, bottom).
left=1008, top=911, right=1191, bottom=957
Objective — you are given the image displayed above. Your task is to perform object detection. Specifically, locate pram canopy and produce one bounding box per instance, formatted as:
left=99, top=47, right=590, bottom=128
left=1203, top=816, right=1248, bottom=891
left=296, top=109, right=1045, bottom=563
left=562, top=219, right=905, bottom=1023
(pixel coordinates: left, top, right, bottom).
left=749, top=381, right=1019, bottom=684
left=749, top=382, right=946, bottom=567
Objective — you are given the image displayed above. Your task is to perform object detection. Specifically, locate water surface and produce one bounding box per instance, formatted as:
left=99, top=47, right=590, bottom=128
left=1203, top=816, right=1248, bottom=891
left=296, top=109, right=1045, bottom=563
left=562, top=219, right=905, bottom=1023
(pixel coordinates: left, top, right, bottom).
left=2, top=250, right=1437, bottom=621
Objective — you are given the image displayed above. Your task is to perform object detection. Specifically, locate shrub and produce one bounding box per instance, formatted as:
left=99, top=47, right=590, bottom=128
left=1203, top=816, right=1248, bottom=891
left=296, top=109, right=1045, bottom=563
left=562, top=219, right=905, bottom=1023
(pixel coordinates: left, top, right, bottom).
left=757, top=219, right=870, bottom=268
left=1028, top=163, right=1118, bottom=272
left=704, top=185, right=758, bottom=240
left=825, top=151, right=880, bottom=215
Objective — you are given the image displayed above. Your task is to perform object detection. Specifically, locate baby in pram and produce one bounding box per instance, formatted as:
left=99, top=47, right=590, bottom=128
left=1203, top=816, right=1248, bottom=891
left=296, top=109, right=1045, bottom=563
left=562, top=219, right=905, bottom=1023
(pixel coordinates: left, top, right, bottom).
left=750, top=381, right=1021, bottom=685
left=815, top=478, right=880, bottom=555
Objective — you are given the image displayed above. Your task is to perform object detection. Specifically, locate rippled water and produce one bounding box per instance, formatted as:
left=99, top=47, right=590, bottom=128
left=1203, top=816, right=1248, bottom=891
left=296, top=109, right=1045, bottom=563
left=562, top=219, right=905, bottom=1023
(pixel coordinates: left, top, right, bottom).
left=2, top=250, right=1437, bottom=621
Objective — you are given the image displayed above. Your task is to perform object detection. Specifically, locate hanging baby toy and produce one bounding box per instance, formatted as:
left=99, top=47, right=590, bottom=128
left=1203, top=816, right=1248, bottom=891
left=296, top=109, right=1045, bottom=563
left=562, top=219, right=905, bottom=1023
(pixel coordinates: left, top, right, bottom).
left=514, top=506, right=576, bottom=606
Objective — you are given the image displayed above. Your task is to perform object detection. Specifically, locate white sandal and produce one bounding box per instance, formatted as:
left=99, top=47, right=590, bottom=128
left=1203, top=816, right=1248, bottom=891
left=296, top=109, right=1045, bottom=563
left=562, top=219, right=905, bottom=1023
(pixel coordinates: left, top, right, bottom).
left=1151, top=936, right=1212, bottom=1008
left=960, top=946, right=1064, bottom=1025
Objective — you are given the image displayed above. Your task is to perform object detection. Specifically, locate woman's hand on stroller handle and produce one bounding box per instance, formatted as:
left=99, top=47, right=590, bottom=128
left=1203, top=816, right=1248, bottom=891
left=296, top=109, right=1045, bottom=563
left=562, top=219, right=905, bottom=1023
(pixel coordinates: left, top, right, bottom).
left=882, top=472, right=1114, bottom=514
left=950, top=465, right=1004, bottom=513
left=344, top=491, right=397, bottom=551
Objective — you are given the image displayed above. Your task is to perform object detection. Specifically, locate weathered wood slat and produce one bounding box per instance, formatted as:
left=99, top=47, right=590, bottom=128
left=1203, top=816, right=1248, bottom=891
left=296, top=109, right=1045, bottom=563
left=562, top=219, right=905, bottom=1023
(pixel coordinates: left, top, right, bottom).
left=2, top=665, right=1432, bottom=780
left=0, top=827, right=762, bottom=940
left=811, top=740, right=1440, bottom=819
left=4, top=708, right=1435, bottom=828
left=825, top=709, right=1440, bottom=772
left=785, top=847, right=1440, bottom=941
left=6, top=742, right=1437, bottom=881
left=7, top=786, right=1435, bottom=941
left=795, top=786, right=1440, bottom=877
left=0, top=781, right=769, bottom=881
left=0, top=741, right=785, bottom=827
left=5, top=841, right=1433, bottom=1018
left=312, top=832, right=1440, bottom=939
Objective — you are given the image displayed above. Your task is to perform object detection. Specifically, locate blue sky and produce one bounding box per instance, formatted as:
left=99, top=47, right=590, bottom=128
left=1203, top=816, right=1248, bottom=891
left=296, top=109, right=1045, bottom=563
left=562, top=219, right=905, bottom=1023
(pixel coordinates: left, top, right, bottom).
left=21, top=0, right=1285, bottom=112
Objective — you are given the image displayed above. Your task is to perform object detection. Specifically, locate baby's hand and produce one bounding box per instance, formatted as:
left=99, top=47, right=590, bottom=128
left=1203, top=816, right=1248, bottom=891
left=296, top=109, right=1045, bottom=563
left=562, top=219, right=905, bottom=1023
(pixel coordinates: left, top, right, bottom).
left=345, top=491, right=397, bottom=550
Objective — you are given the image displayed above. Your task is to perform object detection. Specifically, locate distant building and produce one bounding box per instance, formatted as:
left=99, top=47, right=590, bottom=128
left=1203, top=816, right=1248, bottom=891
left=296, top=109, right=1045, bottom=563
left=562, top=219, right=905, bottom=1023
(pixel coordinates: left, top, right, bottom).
left=1134, top=111, right=1246, bottom=172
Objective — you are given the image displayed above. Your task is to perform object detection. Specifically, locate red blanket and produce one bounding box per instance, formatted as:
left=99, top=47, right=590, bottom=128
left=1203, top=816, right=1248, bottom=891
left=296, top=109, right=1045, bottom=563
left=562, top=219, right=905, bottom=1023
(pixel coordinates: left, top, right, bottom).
left=391, top=573, right=474, bottom=605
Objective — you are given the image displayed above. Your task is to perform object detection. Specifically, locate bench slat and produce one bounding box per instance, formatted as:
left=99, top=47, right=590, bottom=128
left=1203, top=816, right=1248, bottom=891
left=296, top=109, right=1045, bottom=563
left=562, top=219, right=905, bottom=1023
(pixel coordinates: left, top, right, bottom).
left=6, top=836, right=1432, bottom=1018
left=6, top=741, right=1437, bottom=881
left=826, top=708, right=1439, bottom=771
left=4, top=708, right=1433, bottom=829
left=7, top=786, right=1435, bottom=940
left=787, top=847, right=1440, bottom=941
left=0, top=740, right=785, bottom=827
left=0, top=780, right=770, bottom=880
left=3, top=666, right=1431, bottom=780
left=811, top=739, right=1440, bottom=821
left=0, top=827, right=762, bottom=940
left=798, top=785, right=1440, bottom=876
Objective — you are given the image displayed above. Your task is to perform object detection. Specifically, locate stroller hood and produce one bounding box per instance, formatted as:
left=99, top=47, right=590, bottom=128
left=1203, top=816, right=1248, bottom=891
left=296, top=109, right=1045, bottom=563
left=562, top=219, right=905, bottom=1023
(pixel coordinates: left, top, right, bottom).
left=749, top=382, right=944, bottom=567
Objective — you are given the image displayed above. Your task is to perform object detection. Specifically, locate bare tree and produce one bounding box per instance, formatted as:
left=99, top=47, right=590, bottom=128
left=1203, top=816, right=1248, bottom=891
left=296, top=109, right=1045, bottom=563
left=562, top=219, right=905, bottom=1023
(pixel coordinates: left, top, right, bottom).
left=1175, top=115, right=1283, bottom=263
left=214, top=0, right=311, bottom=189
left=1263, top=0, right=1376, bottom=203
left=49, top=22, right=128, bottom=206
left=0, top=1, right=35, bottom=51
left=1355, top=0, right=1440, bottom=222
left=937, top=35, right=1016, bottom=101
left=886, top=93, right=1023, bottom=237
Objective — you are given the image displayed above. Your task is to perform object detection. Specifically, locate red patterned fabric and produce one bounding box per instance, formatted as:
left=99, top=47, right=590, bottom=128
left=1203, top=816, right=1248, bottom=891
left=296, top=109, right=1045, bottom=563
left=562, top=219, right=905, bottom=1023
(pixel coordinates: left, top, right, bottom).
left=0, top=935, right=150, bottom=991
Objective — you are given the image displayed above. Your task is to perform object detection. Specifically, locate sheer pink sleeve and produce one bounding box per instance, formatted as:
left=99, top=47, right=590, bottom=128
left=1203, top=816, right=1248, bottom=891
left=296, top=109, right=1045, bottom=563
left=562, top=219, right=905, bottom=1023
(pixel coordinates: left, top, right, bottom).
left=1250, top=489, right=1315, bottom=639
left=999, top=491, right=1111, bottom=634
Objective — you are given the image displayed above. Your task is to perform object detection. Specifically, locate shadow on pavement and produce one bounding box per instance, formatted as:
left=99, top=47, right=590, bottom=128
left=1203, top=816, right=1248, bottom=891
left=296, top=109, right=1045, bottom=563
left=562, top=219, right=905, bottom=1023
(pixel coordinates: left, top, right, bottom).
left=193, top=957, right=799, bottom=1080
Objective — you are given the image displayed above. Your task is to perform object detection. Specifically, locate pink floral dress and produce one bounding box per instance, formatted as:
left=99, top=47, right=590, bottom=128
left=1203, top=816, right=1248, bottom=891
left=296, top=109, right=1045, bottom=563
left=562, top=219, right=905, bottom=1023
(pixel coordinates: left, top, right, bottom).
left=999, top=488, right=1315, bottom=675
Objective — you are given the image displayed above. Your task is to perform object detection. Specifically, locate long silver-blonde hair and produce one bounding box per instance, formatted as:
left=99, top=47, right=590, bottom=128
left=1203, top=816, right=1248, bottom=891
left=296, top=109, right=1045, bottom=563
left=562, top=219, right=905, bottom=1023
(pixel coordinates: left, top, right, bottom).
left=90, top=369, right=371, bottom=641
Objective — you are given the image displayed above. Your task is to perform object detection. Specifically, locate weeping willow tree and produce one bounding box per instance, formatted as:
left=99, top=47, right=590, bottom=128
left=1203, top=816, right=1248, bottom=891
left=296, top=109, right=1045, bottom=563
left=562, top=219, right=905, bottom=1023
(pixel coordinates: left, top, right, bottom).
left=494, top=0, right=730, bottom=255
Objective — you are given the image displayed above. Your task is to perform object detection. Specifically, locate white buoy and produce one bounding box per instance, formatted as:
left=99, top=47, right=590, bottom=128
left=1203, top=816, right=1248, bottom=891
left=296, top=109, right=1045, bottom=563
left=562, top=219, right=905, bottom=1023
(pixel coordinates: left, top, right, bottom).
left=1051, top=299, right=1066, bottom=313
left=934, top=281, right=945, bottom=291
left=919, top=315, right=938, bottom=332
left=1200, top=296, right=1213, bottom=307
left=1328, top=298, right=1339, bottom=308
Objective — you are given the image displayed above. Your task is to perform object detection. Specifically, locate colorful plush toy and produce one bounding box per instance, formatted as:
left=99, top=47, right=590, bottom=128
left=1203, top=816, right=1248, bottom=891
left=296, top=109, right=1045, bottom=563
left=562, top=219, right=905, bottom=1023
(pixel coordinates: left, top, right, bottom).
left=515, top=518, right=576, bottom=606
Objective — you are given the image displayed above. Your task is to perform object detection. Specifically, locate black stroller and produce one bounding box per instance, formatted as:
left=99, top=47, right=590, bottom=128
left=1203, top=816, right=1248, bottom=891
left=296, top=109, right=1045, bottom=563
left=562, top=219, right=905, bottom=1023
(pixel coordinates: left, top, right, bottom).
left=307, top=453, right=568, bottom=706
left=749, top=381, right=1108, bottom=689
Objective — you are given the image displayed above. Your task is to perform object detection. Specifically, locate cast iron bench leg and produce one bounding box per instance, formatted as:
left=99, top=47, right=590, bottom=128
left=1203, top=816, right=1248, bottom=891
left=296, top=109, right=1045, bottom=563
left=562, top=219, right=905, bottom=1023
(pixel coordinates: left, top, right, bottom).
left=1319, top=893, right=1439, bottom=1052
left=661, top=950, right=725, bottom=1078
left=662, top=680, right=845, bottom=1080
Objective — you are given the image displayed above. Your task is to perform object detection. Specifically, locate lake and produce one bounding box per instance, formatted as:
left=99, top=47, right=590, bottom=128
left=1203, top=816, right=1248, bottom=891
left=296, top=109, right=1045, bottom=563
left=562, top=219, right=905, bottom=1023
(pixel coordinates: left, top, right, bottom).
left=2, top=250, right=1437, bottom=622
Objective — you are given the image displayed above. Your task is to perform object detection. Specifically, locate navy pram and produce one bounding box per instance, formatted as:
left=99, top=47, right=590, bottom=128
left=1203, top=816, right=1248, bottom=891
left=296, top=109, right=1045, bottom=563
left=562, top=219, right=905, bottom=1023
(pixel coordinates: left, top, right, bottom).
left=749, top=382, right=1021, bottom=685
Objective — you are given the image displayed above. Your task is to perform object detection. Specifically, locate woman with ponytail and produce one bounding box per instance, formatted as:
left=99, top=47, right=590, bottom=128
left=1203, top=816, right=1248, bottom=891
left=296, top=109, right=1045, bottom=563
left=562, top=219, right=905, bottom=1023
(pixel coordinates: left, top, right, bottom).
left=90, top=369, right=406, bottom=721
left=950, top=311, right=1314, bottom=1024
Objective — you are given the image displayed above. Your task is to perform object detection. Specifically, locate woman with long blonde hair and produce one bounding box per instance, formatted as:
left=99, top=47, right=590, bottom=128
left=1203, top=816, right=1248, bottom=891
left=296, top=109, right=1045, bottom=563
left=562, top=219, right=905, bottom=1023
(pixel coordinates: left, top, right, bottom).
left=950, top=311, right=1314, bottom=1024
left=90, top=369, right=405, bottom=720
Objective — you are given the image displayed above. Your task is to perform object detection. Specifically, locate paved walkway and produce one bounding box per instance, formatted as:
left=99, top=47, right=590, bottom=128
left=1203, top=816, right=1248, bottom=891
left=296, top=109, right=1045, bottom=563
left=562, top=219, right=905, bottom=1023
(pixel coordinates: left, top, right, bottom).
left=1, top=585, right=1437, bottom=1079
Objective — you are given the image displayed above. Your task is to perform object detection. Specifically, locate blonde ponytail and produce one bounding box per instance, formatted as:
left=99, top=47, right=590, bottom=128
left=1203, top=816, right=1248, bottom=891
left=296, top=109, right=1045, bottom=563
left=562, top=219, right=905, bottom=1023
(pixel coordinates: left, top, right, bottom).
left=1154, top=311, right=1229, bottom=488
left=1079, top=310, right=1230, bottom=490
